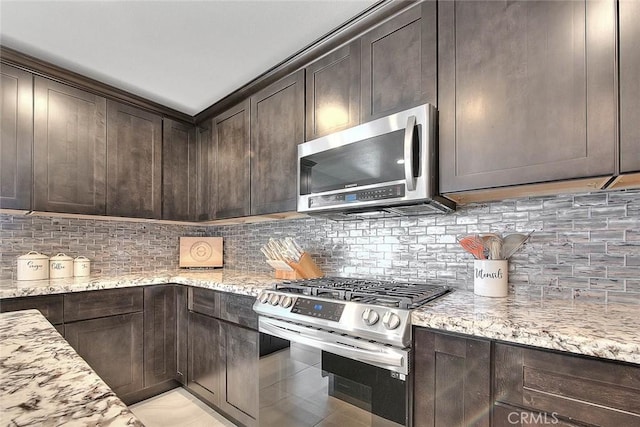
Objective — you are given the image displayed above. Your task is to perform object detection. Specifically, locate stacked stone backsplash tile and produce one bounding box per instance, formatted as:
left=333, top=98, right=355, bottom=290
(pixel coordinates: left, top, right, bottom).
left=1, top=189, right=638, bottom=303
left=0, top=215, right=207, bottom=280
left=208, top=189, right=640, bottom=303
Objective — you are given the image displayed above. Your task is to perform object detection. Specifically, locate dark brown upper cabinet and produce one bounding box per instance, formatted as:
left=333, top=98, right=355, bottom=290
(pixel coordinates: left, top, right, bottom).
left=0, top=64, right=32, bottom=210
left=34, top=77, right=107, bottom=214
left=250, top=70, right=304, bottom=215
left=619, top=0, right=640, bottom=174
left=196, top=120, right=215, bottom=221
left=106, top=100, right=162, bottom=219
left=305, top=41, right=360, bottom=141
left=213, top=100, right=251, bottom=219
left=162, top=118, right=197, bottom=221
left=360, top=1, right=437, bottom=122
left=439, top=0, right=617, bottom=194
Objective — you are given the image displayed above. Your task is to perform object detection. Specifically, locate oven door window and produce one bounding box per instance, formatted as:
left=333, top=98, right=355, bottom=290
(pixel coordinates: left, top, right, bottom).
left=300, top=129, right=408, bottom=194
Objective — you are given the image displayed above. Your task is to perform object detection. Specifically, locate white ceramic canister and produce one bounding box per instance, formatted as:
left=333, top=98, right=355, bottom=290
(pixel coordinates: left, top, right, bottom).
left=49, top=253, right=74, bottom=279
left=73, top=256, right=91, bottom=277
left=473, top=259, right=508, bottom=297
left=17, top=251, right=50, bottom=281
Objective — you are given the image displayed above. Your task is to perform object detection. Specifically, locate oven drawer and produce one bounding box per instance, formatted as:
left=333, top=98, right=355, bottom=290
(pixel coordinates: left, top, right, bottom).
left=494, top=343, right=640, bottom=426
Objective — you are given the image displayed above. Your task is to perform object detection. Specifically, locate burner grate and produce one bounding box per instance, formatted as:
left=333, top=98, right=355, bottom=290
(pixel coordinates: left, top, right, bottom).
left=278, top=277, right=450, bottom=309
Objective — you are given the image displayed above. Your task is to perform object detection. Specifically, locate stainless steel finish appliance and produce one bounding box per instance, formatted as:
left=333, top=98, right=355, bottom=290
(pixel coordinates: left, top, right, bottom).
left=254, top=277, right=450, bottom=426
left=297, top=104, right=454, bottom=216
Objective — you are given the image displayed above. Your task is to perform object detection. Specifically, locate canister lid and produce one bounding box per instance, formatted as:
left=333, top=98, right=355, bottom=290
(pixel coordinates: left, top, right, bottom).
left=74, top=256, right=90, bottom=262
left=18, top=251, right=49, bottom=260
left=50, top=253, right=73, bottom=261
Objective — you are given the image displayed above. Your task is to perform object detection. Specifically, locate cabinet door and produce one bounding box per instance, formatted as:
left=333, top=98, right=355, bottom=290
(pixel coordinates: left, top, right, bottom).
left=305, top=41, right=360, bottom=140
left=65, top=312, right=144, bottom=397
left=143, top=285, right=176, bottom=388
left=34, top=77, right=107, bottom=214
left=106, top=100, right=162, bottom=218
left=219, top=322, right=259, bottom=427
left=162, top=118, right=197, bottom=221
left=413, top=328, right=491, bottom=427
left=620, top=0, right=640, bottom=173
left=213, top=100, right=250, bottom=219
left=250, top=70, right=304, bottom=215
left=360, top=1, right=436, bottom=122
left=439, top=0, right=616, bottom=193
left=494, top=343, right=640, bottom=426
left=0, top=64, right=32, bottom=210
left=196, top=119, right=215, bottom=220
left=493, top=403, right=582, bottom=427
left=187, top=311, right=222, bottom=406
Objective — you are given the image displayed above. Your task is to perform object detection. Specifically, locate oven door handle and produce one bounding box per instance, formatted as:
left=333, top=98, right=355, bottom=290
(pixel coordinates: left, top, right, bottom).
left=259, top=318, right=408, bottom=375
left=403, top=114, right=417, bottom=191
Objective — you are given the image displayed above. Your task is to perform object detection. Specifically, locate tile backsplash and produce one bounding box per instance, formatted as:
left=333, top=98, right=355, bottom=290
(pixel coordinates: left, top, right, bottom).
left=209, top=189, right=640, bottom=303
left=1, top=188, right=639, bottom=303
left=0, top=216, right=207, bottom=279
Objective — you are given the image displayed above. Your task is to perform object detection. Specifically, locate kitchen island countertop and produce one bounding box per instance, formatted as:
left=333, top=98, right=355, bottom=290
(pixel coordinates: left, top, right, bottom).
left=0, top=309, right=142, bottom=426
left=412, top=290, right=640, bottom=365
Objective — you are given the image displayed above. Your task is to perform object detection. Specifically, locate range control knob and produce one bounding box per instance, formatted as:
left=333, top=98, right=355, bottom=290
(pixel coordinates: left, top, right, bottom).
left=280, top=296, right=293, bottom=308
left=382, top=311, right=401, bottom=330
left=362, top=308, right=380, bottom=326
left=258, top=292, right=270, bottom=304
left=268, top=293, right=280, bottom=306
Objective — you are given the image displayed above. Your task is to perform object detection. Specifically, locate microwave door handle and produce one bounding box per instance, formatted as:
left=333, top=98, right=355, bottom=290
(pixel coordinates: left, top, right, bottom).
left=403, top=115, right=417, bottom=191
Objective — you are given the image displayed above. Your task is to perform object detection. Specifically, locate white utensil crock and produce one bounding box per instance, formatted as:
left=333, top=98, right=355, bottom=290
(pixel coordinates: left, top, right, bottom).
left=74, top=256, right=91, bottom=277
left=474, top=260, right=508, bottom=297
left=49, top=253, right=74, bottom=279
left=17, top=251, right=50, bottom=281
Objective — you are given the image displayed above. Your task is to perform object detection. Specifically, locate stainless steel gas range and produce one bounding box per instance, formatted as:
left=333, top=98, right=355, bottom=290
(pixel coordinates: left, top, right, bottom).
left=253, top=277, right=451, bottom=426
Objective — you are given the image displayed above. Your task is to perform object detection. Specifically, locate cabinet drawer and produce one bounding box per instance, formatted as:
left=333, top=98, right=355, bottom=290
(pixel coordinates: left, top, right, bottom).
left=219, top=293, right=258, bottom=330
left=188, top=287, right=220, bottom=318
left=0, top=295, right=64, bottom=325
left=64, top=288, right=144, bottom=322
left=494, top=343, right=640, bottom=426
left=493, top=403, right=581, bottom=427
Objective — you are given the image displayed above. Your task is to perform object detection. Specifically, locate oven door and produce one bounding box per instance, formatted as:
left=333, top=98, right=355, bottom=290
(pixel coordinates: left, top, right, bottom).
left=259, top=316, right=410, bottom=376
left=259, top=317, right=410, bottom=427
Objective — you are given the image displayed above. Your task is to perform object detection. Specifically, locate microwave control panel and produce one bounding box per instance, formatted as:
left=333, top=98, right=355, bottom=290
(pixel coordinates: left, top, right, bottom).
left=309, top=184, right=405, bottom=208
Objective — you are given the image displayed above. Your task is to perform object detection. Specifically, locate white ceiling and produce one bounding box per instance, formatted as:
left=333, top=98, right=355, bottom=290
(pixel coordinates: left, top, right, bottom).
left=0, top=0, right=378, bottom=115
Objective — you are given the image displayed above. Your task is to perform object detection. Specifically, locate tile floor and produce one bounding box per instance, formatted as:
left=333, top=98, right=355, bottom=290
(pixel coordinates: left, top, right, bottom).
left=129, top=388, right=236, bottom=427
left=130, top=343, right=401, bottom=427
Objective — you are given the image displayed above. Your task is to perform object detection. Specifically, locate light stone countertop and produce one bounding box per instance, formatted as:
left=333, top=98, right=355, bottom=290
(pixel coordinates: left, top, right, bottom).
left=412, top=290, right=640, bottom=365
left=0, top=310, right=142, bottom=426
left=1, top=271, right=638, bottom=365
left=0, top=269, right=281, bottom=299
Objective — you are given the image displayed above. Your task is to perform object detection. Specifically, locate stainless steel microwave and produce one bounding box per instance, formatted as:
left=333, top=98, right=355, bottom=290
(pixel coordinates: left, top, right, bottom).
left=297, top=104, right=454, bottom=216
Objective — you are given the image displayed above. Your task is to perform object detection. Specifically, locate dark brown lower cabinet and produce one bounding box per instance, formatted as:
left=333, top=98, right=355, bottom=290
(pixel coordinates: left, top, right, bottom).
left=413, top=328, right=491, bottom=427
left=188, top=311, right=222, bottom=405
left=187, top=287, right=259, bottom=427
left=143, top=285, right=177, bottom=388
left=218, top=322, right=259, bottom=427
left=0, top=294, right=64, bottom=325
left=494, top=342, right=640, bottom=426
left=65, top=312, right=144, bottom=397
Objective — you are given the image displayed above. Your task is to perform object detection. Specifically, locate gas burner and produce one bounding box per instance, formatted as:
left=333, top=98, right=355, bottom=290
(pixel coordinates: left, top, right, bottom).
left=276, top=277, right=450, bottom=309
